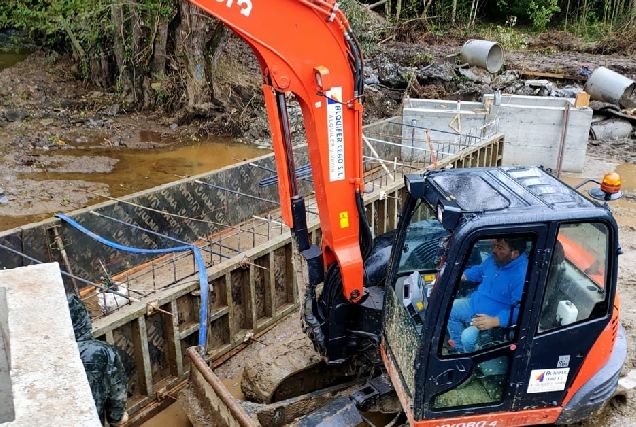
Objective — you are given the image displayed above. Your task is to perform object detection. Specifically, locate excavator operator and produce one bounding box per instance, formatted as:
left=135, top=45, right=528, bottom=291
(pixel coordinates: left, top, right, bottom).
left=448, top=237, right=528, bottom=353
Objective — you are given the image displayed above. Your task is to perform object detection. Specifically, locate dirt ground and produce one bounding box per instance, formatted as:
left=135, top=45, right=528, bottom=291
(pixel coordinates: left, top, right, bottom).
left=3, top=28, right=636, bottom=425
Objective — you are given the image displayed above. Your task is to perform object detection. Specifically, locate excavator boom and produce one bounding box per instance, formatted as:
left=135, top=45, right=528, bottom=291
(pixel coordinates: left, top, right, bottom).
left=189, top=0, right=369, bottom=308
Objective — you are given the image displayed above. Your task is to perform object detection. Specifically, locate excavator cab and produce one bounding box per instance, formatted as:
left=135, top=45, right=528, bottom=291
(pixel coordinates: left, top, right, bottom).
left=380, top=166, right=626, bottom=426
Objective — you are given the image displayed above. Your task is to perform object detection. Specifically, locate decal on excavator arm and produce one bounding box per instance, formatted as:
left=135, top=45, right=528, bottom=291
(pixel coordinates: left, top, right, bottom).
left=327, top=87, right=345, bottom=182
left=216, top=0, right=253, bottom=17
left=339, top=211, right=349, bottom=228
left=435, top=421, right=499, bottom=427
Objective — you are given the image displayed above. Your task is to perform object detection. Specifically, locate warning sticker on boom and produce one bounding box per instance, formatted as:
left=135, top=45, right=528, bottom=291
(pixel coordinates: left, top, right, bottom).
left=527, top=368, right=570, bottom=393
left=326, top=87, right=345, bottom=182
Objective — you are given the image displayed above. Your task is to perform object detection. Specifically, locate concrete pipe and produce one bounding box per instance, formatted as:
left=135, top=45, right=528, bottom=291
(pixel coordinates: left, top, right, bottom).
left=585, top=67, right=635, bottom=108
left=460, top=40, right=504, bottom=73
left=590, top=118, right=633, bottom=140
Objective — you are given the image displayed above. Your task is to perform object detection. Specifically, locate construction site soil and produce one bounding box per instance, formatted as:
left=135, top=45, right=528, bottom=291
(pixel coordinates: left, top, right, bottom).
left=3, top=28, right=636, bottom=426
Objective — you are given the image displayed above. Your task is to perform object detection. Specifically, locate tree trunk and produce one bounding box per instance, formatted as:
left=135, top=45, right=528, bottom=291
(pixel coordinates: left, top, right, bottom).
left=176, top=0, right=218, bottom=115
left=130, top=2, right=151, bottom=108
left=151, top=7, right=176, bottom=77
left=88, top=40, right=112, bottom=89
left=112, top=2, right=135, bottom=106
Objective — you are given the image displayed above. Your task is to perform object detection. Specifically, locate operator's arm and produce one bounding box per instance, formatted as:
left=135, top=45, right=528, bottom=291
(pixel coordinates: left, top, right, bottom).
left=105, top=348, right=128, bottom=426
left=463, top=262, right=485, bottom=283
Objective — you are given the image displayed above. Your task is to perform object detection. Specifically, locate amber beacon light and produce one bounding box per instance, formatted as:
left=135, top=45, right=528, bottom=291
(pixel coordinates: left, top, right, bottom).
left=589, top=172, right=623, bottom=201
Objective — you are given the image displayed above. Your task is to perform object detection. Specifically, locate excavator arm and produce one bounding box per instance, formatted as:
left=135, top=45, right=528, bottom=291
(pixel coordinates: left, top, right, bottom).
left=188, top=0, right=373, bottom=357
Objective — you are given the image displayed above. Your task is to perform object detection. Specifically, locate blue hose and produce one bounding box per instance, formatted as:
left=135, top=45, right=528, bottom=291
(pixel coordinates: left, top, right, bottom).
left=56, top=213, right=209, bottom=350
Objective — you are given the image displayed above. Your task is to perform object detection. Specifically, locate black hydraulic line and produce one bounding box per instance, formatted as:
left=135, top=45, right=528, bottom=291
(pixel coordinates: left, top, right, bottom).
left=356, top=190, right=373, bottom=261
left=90, top=211, right=231, bottom=260
left=276, top=91, right=299, bottom=197
left=258, top=164, right=314, bottom=187
left=345, top=29, right=364, bottom=98
left=248, top=161, right=314, bottom=185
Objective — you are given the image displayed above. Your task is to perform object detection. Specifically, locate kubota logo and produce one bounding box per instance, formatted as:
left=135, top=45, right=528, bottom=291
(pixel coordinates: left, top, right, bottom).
left=216, top=0, right=252, bottom=17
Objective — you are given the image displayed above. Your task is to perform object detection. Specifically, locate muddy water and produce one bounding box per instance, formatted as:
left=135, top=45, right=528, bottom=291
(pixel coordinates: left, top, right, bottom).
left=0, top=50, right=33, bottom=71
left=26, top=140, right=269, bottom=199
left=0, top=140, right=270, bottom=231
left=140, top=402, right=192, bottom=427
left=0, top=29, right=35, bottom=71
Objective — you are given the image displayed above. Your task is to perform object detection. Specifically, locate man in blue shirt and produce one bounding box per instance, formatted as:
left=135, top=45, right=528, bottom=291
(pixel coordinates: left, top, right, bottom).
left=447, top=237, right=528, bottom=353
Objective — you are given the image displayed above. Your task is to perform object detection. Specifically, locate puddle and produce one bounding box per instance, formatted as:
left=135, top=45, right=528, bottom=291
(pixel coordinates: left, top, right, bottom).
left=21, top=140, right=269, bottom=198
left=140, top=402, right=192, bottom=427
left=0, top=30, right=35, bottom=71
left=0, top=139, right=270, bottom=231
left=0, top=49, right=33, bottom=71
left=219, top=368, right=246, bottom=401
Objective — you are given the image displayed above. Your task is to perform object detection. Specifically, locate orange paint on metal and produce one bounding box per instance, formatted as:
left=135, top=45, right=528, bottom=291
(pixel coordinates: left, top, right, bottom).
left=563, top=296, right=620, bottom=406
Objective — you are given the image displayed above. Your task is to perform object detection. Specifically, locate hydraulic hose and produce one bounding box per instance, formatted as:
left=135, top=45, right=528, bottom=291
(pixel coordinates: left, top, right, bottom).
left=56, top=213, right=210, bottom=351
left=356, top=190, right=373, bottom=260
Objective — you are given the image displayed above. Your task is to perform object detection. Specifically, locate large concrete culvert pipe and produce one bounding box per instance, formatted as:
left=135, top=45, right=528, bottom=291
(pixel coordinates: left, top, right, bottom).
left=460, top=40, right=504, bottom=73
left=585, top=66, right=636, bottom=108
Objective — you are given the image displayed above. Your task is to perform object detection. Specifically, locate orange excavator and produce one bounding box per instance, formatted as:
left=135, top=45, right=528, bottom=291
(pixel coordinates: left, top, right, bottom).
left=187, top=1, right=626, bottom=426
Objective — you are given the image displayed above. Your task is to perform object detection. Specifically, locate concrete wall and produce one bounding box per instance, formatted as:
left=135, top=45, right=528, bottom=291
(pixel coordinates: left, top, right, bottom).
left=0, top=263, right=101, bottom=427
left=485, top=95, right=592, bottom=172
left=402, top=96, right=593, bottom=172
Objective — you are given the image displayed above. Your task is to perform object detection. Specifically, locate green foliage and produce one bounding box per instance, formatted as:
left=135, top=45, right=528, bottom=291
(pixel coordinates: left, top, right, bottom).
left=339, top=0, right=384, bottom=54
left=482, top=16, right=529, bottom=50
left=411, top=52, right=434, bottom=67
left=528, top=0, right=560, bottom=31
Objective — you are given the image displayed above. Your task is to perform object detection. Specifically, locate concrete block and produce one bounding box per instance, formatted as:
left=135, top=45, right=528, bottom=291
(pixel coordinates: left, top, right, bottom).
left=0, top=263, right=101, bottom=427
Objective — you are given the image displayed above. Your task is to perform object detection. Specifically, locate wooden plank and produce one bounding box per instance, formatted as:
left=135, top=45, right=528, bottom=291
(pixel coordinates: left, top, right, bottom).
left=105, top=330, right=115, bottom=345
left=132, top=315, right=154, bottom=397
left=377, top=196, right=387, bottom=235
left=165, top=299, right=183, bottom=376
left=521, top=70, right=587, bottom=81
left=225, top=273, right=234, bottom=339
left=268, top=251, right=276, bottom=316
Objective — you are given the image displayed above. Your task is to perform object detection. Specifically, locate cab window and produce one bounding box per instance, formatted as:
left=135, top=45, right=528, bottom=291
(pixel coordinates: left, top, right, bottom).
left=538, top=222, right=609, bottom=333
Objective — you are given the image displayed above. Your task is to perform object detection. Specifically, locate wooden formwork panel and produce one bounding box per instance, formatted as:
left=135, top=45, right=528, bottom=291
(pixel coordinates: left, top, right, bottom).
left=273, top=244, right=294, bottom=311
left=230, top=268, right=253, bottom=334
left=253, top=253, right=272, bottom=322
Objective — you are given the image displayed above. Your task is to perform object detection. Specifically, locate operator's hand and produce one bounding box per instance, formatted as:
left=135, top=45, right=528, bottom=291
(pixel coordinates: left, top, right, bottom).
left=470, top=314, right=500, bottom=331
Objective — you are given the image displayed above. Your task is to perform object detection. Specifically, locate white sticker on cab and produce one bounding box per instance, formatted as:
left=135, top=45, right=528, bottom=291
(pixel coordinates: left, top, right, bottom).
left=527, top=368, right=570, bottom=393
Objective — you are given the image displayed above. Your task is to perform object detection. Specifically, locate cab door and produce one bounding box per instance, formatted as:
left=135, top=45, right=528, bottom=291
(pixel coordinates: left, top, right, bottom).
left=414, top=226, right=549, bottom=421
left=516, top=220, right=615, bottom=410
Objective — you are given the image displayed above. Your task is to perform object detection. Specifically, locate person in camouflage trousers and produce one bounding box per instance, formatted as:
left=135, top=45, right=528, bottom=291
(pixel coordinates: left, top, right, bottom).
left=67, top=294, right=129, bottom=426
